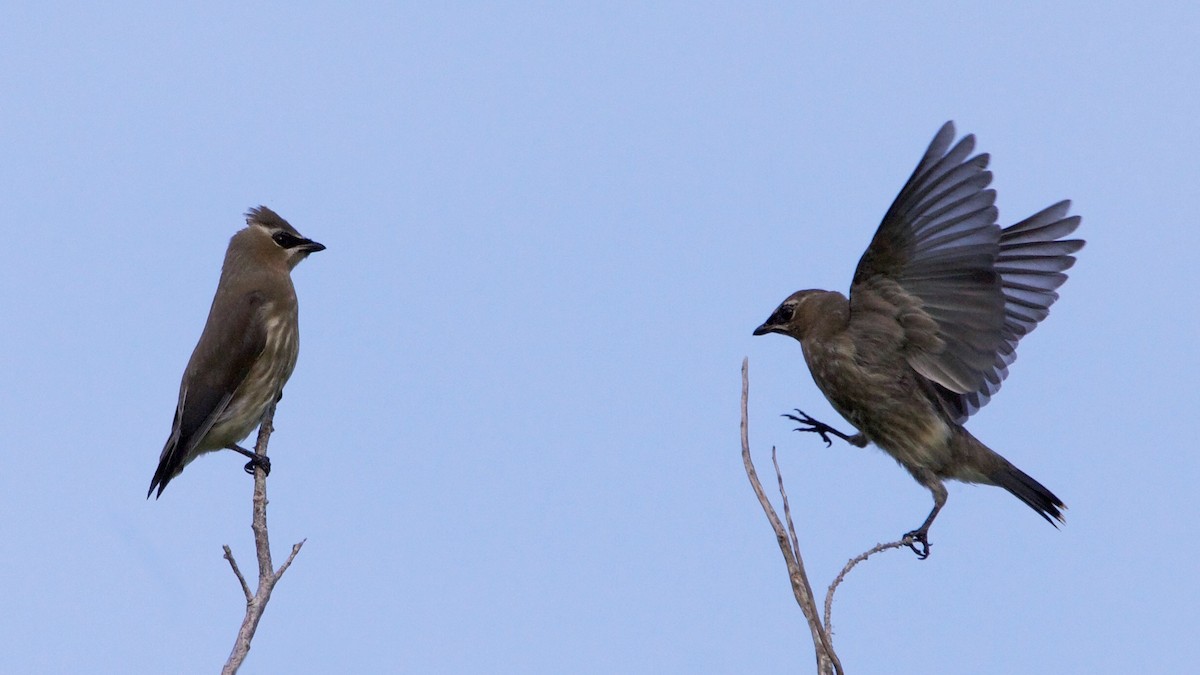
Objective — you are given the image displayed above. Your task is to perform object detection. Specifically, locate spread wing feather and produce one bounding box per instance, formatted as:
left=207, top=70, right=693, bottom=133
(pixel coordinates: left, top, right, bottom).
left=850, top=123, right=1083, bottom=422
left=851, top=122, right=1004, bottom=395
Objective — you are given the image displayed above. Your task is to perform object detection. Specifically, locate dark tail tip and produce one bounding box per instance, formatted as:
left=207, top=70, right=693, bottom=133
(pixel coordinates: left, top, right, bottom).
left=148, top=448, right=180, bottom=499
left=147, top=474, right=169, bottom=500
left=992, top=464, right=1066, bottom=526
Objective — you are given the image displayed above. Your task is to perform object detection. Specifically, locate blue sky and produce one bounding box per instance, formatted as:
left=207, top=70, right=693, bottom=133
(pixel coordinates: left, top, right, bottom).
left=1, top=3, right=1197, bottom=673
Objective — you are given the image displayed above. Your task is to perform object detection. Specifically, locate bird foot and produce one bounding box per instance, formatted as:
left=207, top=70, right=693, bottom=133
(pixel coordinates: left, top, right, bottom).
left=228, top=444, right=272, bottom=477
left=902, top=529, right=931, bottom=560
left=243, top=454, right=272, bottom=476
left=783, top=409, right=852, bottom=447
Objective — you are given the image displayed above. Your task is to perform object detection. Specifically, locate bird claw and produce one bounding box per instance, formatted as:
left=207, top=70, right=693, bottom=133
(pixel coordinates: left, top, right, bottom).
left=243, top=454, right=272, bottom=477
left=902, top=529, right=931, bottom=560
left=783, top=409, right=837, bottom=447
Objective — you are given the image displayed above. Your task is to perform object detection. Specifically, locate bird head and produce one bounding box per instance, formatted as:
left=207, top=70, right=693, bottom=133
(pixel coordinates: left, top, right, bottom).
left=753, top=289, right=842, bottom=341
left=242, top=205, right=326, bottom=270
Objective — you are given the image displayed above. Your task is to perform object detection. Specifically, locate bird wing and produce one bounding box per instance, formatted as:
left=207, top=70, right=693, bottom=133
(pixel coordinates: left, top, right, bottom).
left=149, top=289, right=269, bottom=497
left=849, top=122, right=1084, bottom=423
left=849, top=122, right=1006, bottom=400
left=938, top=201, right=1084, bottom=420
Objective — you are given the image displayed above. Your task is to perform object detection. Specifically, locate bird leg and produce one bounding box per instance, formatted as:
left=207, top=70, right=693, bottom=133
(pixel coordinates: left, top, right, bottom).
left=783, top=409, right=866, bottom=447
left=903, top=481, right=948, bottom=560
left=227, top=443, right=272, bottom=476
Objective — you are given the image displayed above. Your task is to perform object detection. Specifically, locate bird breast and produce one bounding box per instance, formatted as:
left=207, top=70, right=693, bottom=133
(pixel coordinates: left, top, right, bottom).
left=207, top=305, right=300, bottom=447
left=801, top=331, right=953, bottom=470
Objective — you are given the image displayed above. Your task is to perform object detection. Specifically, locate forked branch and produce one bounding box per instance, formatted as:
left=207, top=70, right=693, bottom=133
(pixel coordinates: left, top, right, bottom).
left=221, top=404, right=307, bottom=675
left=742, top=358, right=913, bottom=672
left=741, top=358, right=842, bottom=675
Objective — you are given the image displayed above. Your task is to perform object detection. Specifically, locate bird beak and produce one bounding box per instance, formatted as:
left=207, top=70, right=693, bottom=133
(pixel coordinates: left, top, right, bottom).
left=300, top=239, right=326, bottom=254
left=752, top=323, right=772, bottom=336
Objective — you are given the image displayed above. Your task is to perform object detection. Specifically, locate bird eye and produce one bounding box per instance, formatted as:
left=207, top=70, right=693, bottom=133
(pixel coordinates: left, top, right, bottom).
left=272, top=231, right=301, bottom=248
left=772, top=305, right=795, bottom=324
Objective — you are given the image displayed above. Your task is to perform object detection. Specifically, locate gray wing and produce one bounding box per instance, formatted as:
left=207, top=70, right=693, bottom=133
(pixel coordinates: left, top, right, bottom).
left=850, top=122, right=1084, bottom=423
left=938, top=201, right=1083, bottom=421
left=148, top=289, right=269, bottom=498
left=850, top=121, right=1006, bottom=396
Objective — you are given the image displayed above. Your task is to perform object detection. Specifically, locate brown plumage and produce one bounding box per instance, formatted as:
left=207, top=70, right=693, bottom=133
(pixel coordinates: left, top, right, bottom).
left=754, top=122, right=1083, bottom=557
left=148, top=206, right=324, bottom=498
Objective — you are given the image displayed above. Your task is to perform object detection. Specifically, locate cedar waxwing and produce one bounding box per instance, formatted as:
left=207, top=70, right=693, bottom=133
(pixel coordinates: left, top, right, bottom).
left=754, top=122, right=1083, bottom=558
left=148, top=206, right=324, bottom=499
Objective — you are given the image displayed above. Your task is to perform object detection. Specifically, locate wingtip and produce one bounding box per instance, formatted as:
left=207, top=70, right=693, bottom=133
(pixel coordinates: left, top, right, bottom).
left=929, top=121, right=959, bottom=154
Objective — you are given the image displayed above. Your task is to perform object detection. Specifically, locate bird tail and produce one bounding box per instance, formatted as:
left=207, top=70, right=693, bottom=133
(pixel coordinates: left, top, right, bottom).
left=148, top=430, right=185, bottom=499
left=989, top=460, right=1066, bottom=526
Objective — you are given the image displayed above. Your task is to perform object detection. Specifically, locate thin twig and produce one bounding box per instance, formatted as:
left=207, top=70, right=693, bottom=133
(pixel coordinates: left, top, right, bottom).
left=823, top=539, right=909, bottom=637
left=741, top=358, right=843, bottom=675
left=222, top=545, right=252, bottom=602
left=772, top=448, right=802, bottom=556
left=221, top=403, right=307, bottom=675
left=276, top=539, right=307, bottom=578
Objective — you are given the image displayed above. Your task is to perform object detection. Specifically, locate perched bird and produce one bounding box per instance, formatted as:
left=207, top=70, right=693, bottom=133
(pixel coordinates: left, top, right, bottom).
left=148, top=206, right=324, bottom=499
left=753, top=122, right=1083, bottom=558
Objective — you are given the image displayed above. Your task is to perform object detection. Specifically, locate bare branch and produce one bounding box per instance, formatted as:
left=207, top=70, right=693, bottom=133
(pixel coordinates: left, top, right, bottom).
left=741, top=358, right=843, bottom=675
left=221, top=403, right=306, bottom=675
left=823, top=538, right=909, bottom=637
left=251, top=412, right=275, bottom=581
left=222, top=545, right=252, bottom=602
left=771, top=448, right=801, bottom=556
left=276, top=539, right=308, bottom=579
